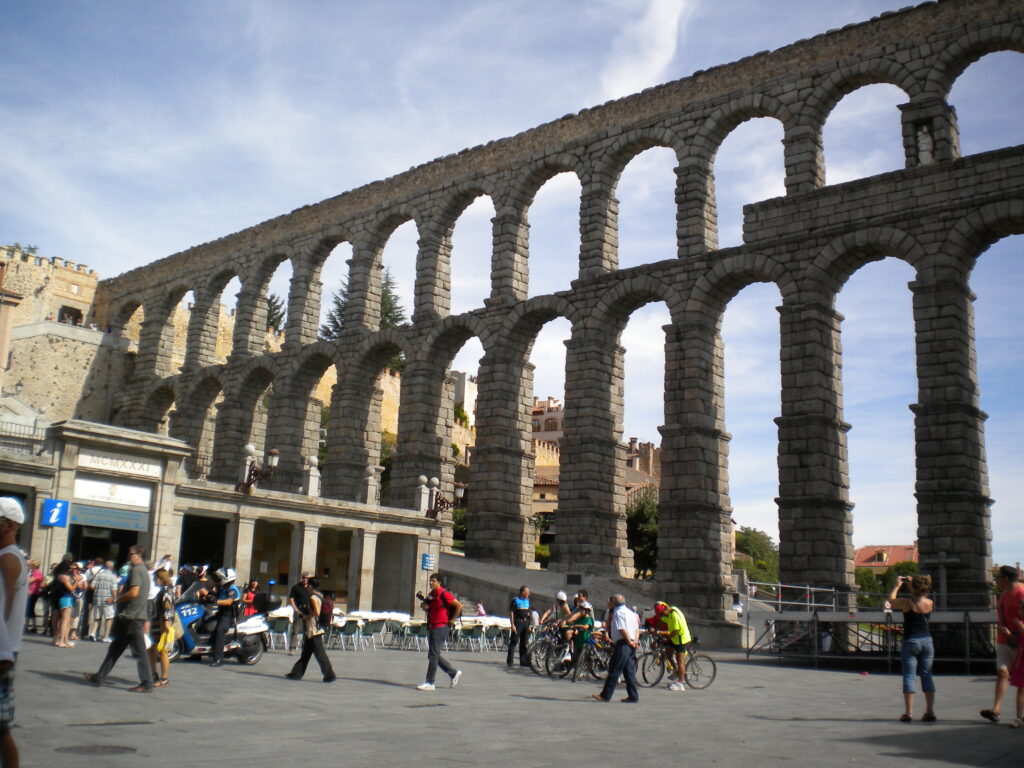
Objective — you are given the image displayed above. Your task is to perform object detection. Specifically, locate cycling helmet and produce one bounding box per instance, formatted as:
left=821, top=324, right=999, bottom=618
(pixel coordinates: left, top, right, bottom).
left=555, top=590, right=567, bottom=602
left=214, top=567, right=236, bottom=584
left=654, top=601, right=670, bottom=615
left=580, top=601, right=593, bottom=611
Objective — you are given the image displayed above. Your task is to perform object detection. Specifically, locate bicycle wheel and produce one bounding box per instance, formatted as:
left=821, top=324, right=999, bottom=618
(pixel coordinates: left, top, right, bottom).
left=638, top=651, right=666, bottom=687
left=545, top=641, right=574, bottom=678
left=586, top=643, right=611, bottom=681
left=571, top=647, right=589, bottom=682
left=684, top=653, right=717, bottom=689
left=527, top=637, right=551, bottom=675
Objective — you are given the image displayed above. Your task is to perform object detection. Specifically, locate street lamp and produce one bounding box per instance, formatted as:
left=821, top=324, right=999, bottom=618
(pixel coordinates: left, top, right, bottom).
left=236, top=443, right=280, bottom=493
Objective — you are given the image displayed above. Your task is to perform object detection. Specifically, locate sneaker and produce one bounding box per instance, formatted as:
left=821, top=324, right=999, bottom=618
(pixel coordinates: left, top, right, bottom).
left=416, top=682, right=436, bottom=691
left=102, top=637, right=113, bottom=643
left=451, top=670, right=462, bottom=688
left=667, top=681, right=685, bottom=691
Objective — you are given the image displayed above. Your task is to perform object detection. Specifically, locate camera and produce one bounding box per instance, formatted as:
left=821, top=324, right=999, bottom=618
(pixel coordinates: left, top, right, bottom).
left=416, top=591, right=425, bottom=602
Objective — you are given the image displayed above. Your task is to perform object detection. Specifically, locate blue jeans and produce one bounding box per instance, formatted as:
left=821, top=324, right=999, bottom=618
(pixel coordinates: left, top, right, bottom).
left=901, top=635, right=935, bottom=694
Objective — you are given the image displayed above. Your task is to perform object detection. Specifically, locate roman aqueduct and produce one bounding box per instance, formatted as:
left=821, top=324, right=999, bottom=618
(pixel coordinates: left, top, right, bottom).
left=94, top=0, right=1022, bottom=620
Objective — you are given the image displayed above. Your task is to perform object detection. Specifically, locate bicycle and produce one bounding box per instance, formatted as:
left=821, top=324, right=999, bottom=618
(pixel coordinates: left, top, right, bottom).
left=527, top=623, right=563, bottom=675
left=637, top=635, right=717, bottom=689
left=570, top=633, right=612, bottom=682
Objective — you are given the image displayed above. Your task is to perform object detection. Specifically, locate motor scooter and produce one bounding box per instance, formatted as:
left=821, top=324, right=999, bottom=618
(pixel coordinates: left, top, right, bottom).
left=169, top=592, right=280, bottom=665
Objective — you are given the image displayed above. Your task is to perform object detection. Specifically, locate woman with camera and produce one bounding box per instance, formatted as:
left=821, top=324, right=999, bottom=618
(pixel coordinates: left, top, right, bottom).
left=888, top=574, right=936, bottom=722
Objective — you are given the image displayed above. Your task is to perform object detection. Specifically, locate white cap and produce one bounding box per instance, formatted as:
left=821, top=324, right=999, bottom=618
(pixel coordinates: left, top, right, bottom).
left=0, top=497, right=24, bottom=525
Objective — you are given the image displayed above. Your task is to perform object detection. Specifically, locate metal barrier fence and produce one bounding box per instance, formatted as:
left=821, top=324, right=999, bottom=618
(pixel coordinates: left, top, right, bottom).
left=0, top=420, right=48, bottom=456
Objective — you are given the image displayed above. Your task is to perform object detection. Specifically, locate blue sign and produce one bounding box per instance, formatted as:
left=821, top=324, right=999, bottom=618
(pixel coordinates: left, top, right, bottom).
left=41, top=499, right=70, bottom=528
left=420, top=553, right=435, bottom=571
left=70, top=503, right=149, bottom=532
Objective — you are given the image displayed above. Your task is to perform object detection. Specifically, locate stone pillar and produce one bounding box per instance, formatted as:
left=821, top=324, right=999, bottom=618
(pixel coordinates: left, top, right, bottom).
left=283, top=254, right=321, bottom=350
left=465, top=352, right=534, bottom=566
left=322, top=380, right=381, bottom=501
left=910, top=277, right=991, bottom=605
left=230, top=282, right=267, bottom=357
left=656, top=318, right=735, bottom=620
left=390, top=361, right=454, bottom=510
left=550, top=335, right=632, bottom=576
left=347, top=529, right=378, bottom=611
left=288, top=522, right=303, bottom=588
left=488, top=204, right=529, bottom=305
left=579, top=178, right=617, bottom=278
left=900, top=96, right=960, bottom=168
left=134, top=305, right=175, bottom=380
left=233, top=516, right=257, bottom=581
left=413, top=229, right=447, bottom=323
left=675, top=156, right=717, bottom=257
left=300, top=523, right=320, bottom=578
left=782, top=123, right=825, bottom=194
left=181, top=292, right=219, bottom=371
left=775, top=299, right=854, bottom=598
left=342, top=241, right=378, bottom=329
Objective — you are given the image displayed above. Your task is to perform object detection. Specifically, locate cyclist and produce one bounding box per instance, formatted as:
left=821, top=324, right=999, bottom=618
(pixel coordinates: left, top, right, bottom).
left=539, top=590, right=571, bottom=625
left=567, top=601, right=595, bottom=662
left=653, top=600, right=692, bottom=691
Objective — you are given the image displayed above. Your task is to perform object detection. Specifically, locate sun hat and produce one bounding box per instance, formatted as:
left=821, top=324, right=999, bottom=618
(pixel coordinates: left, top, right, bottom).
left=0, top=497, right=25, bottom=525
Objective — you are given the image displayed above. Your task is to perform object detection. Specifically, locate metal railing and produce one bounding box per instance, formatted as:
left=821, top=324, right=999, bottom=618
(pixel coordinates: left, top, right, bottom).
left=747, top=581, right=838, bottom=612
left=0, top=420, right=48, bottom=456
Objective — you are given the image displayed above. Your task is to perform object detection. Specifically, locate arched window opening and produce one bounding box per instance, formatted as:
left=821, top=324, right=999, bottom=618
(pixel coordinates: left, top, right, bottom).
left=721, top=283, right=782, bottom=557
left=379, top=220, right=416, bottom=328
left=837, top=258, right=916, bottom=562
left=714, top=118, right=785, bottom=249
left=971, top=234, right=1024, bottom=566
left=526, top=172, right=582, bottom=298
left=214, top=275, right=242, bottom=364
left=528, top=316, right=571, bottom=565
left=616, top=147, right=677, bottom=269
left=262, top=258, right=293, bottom=353
left=317, top=242, right=353, bottom=338
left=948, top=51, right=1024, bottom=157
left=450, top=336, right=484, bottom=465
left=449, top=195, right=494, bottom=315
left=823, top=84, right=906, bottom=185
left=621, top=301, right=670, bottom=579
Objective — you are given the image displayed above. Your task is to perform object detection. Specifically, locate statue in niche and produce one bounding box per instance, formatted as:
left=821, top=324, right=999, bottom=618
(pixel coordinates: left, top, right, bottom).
left=916, top=123, right=936, bottom=165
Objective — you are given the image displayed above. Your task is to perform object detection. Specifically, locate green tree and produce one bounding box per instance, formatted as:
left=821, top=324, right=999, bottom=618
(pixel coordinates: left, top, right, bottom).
left=733, top=527, right=779, bottom=584
left=451, top=506, right=467, bottom=551
left=626, top=486, right=659, bottom=579
left=454, top=401, right=469, bottom=427
left=882, top=560, right=920, bottom=592
left=855, top=568, right=884, bottom=607
left=265, top=292, right=285, bottom=331
left=320, top=268, right=407, bottom=370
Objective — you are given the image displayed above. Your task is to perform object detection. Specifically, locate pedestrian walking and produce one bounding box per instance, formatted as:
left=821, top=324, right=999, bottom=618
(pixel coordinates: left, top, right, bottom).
left=981, top=565, right=1024, bottom=724
left=285, top=577, right=336, bottom=683
left=24, top=560, right=42, bottom=634
left=149, top=569, right=176, bottom=688
left=83, top=545, right=154, bottom=692
left=0, top=497, right=28, bottom=768
left=89, top=561, right=117, bottom=642
left=592, top=595, right=640, bottom=703
left=287, top=572, right=311, bottom=655
left=416, top=573, right=462, bottom=691
left=888, top=574, right=936, bottom=722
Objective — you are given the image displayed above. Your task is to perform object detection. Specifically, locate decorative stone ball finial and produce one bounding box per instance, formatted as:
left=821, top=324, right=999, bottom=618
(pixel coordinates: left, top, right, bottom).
left=417, top=475, right=428, bottom=487
left=429, top=477, right=440, bottom=489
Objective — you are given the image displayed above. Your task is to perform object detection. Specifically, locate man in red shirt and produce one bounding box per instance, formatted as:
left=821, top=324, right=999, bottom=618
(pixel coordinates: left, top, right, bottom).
left=417, top=573, right=462, bottom=691
left=981, top=565, right=1024, bottom=723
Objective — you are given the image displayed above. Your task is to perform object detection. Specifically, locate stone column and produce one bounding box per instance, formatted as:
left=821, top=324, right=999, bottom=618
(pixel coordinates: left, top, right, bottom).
left=900, top=96, right=960, bottom=168
left=288, top=522, right=303, bottom=588
left=656, top=318, right=735, bottom=620
left=909, top=277, right=991, bottom=604
left=675, top=156, right=717, bottom=257
left=230, top=282, right=267, bottom=357
left=412, top=229, right=447, bottom=323
left=182, top=292, right=219, bottom=371
left=775, top=299, right=854, bottom=598
left=300, top=522, right=320, bottom=579
left=782, top=123, right=825, bottom=194
left=134, top=305, right=175, bottom=380
left=347, top=529, right=378, bottom=611
left=550, top=335, right=632, bottom=576
left=233, top=516, right=257, bottom=582
left=579, top=177, right=617, bottom=278
left=488, top=204, right=529, bottom=305
left=283, top=254, right=321, bottom=350
left=390, top=361, right=454, bottom=511
left=322, top=380, right=381, bottom=501
left=342, top=240, right=379, bottom=329
left=465, top=352, right=534, bottom=566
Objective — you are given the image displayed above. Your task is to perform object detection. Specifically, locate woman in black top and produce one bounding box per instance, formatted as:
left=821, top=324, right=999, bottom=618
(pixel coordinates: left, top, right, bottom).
left=888, top=574, right=936, bottom=722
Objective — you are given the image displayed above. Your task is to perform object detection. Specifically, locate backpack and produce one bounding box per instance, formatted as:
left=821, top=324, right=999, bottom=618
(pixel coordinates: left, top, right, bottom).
left=317, top=592, right=334, bottom=629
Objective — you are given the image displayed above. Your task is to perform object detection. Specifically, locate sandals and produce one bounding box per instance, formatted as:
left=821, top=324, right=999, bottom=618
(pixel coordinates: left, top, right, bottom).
left=1011, top=718, right=1023, bottom=729
left=899, top=714, right=913, bottom=723
left=980, top=709, right=1001, bottom=723
left=922, top=712, right=937, bottom=722
left=153, top=678, right=169, bottom=688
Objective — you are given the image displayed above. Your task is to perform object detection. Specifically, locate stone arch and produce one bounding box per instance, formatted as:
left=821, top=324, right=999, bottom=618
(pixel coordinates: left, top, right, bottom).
left=137, top=284, right=190, bottom=378
left=138, top=382, right=177, bottom=435
left=696, top=93, right=795, bottom=162
left=210, top=358, right=277, bottom=482
left=809, top=59, right=921, bottom=125
left=940, top=200, right=1024, bottom=279
left=511, top=153, right=587, bottom=211
left=110, top=298, right=144, bottom=335
left=596, top=126, right=685, bottom=186
left=500, top=294, right=581, bottom=356
left=929, top=25, right=1024, bottom=98
left=185, top=266, right=243, bottom=368
left=806, top=226, right=930, bottom=298
left=417, top=313, right=493, bottom=365
left=687, top=252, right=796, bottom=317
left=181, top=372, right=225, bottom=476
left=232, top=248, right=293, bottom=356
left=590, top=273, right=687, bottom=333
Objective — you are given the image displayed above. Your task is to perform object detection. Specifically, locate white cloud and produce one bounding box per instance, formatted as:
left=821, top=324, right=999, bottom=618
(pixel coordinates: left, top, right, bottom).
left=599, top=0, right=695, bottom=100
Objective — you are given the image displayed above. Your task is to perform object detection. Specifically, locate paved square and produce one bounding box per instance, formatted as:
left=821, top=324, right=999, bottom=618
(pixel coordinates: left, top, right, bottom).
left=12, top=635, right=1020, bottom=767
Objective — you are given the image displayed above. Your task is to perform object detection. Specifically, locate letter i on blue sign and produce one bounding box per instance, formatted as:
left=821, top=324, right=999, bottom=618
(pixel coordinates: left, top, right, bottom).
left=42, top=499, right=69, bottom=528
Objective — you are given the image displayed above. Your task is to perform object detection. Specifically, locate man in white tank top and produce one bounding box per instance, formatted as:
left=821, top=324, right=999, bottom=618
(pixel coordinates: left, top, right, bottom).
left=0, top=496, right=28, bottom=768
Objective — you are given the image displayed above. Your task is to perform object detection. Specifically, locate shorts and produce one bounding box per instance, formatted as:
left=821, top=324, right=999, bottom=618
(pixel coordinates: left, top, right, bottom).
left=91, top=603, right=114, bottom=621
left=671, top=640, right=691, bottom=653
left=996, top=643, right=1016, bottom=671
left=58, top=595, right=74, bottom=610
left=0, top=659, right=15, bottom=732
left=156, top=626, right=176, bottom=654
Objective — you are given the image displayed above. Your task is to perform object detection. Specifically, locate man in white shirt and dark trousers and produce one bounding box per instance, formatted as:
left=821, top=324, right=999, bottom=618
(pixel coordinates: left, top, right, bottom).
left=593, top=594, right=640, bottom=703
left=0, top=497, right=29, bottom=767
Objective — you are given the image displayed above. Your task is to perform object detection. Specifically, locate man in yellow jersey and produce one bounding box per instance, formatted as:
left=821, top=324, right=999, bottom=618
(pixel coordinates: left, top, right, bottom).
left=654, top=601, right=691, bottom=691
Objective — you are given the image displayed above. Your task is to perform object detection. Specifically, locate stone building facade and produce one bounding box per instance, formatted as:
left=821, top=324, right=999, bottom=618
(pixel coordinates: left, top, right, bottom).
left=82, top=0, right=1018, bottom=627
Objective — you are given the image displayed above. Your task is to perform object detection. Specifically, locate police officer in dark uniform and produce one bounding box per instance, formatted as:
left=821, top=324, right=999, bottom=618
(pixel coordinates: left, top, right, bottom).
left=507, top=585, right=531, bottom=667
left=210, top=567, right=240, bottom=667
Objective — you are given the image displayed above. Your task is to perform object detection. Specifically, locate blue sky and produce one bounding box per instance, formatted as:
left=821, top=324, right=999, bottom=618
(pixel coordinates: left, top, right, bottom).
left=1, top=1, right=1020, bottom=566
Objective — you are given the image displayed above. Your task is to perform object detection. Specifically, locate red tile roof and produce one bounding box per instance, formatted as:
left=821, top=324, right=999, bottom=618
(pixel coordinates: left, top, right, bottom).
left=854, top=544, right=919, bottom=569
